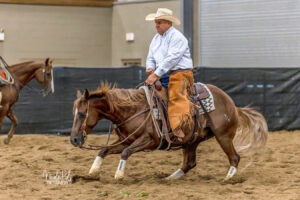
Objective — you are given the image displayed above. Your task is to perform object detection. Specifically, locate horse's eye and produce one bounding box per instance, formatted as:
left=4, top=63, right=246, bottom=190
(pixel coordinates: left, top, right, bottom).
left=46, top=73, right=51, bottom=78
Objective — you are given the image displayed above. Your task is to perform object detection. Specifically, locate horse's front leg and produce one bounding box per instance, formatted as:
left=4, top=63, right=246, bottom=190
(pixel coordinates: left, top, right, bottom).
left=89, top=140, right=129, bottom=176
left=4, top=109, right=18, bottom=144
left=115, top=135, right=155, bottom=180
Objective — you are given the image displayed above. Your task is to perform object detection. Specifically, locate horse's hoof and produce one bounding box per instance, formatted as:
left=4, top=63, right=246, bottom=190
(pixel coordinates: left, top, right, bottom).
left=88, top=167, right=100, bottom=176
left=166, top=169, right=185, bottom=180
left=114, top=171, right=124, bottom=180
left=4, top=138, right=10, bottom=144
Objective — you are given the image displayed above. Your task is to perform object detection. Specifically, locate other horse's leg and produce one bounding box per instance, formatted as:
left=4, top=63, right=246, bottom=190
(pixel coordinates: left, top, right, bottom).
left=89, top=141, right=129, bottom=176
left=0, top=117, right=3, bottom=133
left=167, top=140, right=201, bottom=180
left=214, top=129, right=240, bottom=180
left=4, top=109, right=18, bottom=144
left=115, top=135, right=155, bottom=180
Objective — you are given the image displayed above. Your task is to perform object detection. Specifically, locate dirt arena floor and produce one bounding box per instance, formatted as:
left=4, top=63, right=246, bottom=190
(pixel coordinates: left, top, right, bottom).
left=0, top=130, right=299, bottom=200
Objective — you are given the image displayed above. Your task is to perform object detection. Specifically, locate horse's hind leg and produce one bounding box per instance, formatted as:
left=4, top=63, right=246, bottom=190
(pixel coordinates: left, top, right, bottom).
left=167, top=140, right=201, bottom=180
left=4, top=109, right=18, bottom=144
left=214, top=129, right=240, bottom=180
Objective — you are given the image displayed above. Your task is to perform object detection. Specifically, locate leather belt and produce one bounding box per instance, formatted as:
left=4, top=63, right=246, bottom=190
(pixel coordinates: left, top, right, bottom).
left=168, top=68, right=192, bottom=75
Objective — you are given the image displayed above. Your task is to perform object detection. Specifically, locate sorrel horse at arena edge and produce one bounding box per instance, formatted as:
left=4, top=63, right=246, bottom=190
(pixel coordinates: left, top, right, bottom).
left=70, top=82, right=268, bottom=180
left=0, top=58, right=54, bottom=144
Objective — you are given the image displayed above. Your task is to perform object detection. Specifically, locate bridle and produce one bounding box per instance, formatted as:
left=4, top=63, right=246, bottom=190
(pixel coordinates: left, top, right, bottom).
left=41, top=65, right=54, bottom=95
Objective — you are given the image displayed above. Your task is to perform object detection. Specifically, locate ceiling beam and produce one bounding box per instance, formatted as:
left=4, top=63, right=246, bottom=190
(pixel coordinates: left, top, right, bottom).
left=0, top=0, right=116, bottom=7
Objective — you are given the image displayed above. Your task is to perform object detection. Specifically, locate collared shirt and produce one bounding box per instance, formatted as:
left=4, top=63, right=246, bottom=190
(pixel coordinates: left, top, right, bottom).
left=146, top=26, right=193, bottom=77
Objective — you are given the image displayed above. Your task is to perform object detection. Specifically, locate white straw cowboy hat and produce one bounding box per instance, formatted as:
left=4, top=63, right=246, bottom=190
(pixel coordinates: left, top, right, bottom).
left=145, top=8, right=181, bottom=25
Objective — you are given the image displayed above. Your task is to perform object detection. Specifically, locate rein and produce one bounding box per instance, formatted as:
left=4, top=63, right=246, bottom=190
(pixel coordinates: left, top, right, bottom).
left=80, top=109, right=151, bottom=150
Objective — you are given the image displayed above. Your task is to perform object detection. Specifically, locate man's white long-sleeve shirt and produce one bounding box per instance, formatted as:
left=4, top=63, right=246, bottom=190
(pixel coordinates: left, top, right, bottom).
left=146, top=26, right=193, bottom=77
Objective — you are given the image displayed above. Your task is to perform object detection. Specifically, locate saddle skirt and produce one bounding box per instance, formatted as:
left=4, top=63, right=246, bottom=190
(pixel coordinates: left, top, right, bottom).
left=191, top=82, right=215, bottom=114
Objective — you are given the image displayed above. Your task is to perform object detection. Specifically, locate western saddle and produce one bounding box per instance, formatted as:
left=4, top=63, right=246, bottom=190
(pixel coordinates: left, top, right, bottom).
left=150, top=80, right=211, bottom=149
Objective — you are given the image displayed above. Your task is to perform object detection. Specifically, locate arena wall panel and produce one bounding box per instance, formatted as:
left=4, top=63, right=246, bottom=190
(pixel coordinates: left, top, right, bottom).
left=0, top=4, right=112, bottom=66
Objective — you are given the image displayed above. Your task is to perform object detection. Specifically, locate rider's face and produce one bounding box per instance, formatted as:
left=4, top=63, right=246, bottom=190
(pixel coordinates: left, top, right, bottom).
left=155, top=19, right=172, bottom=35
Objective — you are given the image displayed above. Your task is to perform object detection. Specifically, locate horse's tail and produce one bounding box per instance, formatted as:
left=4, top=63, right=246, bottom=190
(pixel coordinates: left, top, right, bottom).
left=233, top=107, right=268, bottom=156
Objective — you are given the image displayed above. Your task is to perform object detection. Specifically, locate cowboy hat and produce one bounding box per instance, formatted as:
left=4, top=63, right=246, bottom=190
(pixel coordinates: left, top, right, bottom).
left=145, top=8, right=181, bottom=25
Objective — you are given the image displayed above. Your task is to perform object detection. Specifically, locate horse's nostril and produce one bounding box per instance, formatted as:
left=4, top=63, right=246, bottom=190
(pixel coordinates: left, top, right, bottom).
left=70, top=137, right=78, bottom=146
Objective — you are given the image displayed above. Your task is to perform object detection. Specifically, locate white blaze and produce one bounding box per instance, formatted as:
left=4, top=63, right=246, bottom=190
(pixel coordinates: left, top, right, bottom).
left=73, top=108, right=78, bottom=124
left=51, top=68, right=54, bottom=93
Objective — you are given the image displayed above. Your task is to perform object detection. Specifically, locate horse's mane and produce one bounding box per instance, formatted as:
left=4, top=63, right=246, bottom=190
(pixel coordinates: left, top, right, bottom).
left=88, top=82, right=146, bottom=112
left=89, top=81, right=115, bottom=97
left=8, top=61, right=35, bottom=68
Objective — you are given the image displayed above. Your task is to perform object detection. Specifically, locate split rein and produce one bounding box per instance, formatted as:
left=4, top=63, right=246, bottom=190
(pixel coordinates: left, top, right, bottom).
left=79, top=87, right=155, bottom=150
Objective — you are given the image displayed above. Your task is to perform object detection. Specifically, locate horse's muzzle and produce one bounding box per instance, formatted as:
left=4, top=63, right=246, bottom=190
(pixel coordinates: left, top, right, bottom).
left=42, top=86, right=54, bottom=96
left=70, top=134, right=85, bottom=147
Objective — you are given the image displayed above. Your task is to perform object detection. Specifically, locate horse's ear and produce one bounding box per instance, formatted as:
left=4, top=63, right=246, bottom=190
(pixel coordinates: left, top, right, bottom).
left=76, top=90, right=82, bottom=98
left=83, top=89, right=89, bottom=100
left=45, top=58, right=50, bottom=66
left=49, top=59, right=53, bottom=65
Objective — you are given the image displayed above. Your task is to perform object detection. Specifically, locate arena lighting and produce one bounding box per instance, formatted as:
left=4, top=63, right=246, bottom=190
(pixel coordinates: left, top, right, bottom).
left=0, top=29, right=4, bottom=41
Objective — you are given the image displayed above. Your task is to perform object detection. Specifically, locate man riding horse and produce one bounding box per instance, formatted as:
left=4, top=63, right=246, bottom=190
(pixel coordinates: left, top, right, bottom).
left=145, top=8, right=194, bottom=143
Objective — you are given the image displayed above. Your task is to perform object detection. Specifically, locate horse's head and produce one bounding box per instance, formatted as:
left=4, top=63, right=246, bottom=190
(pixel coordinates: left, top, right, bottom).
left=70, top=88, right=110, bottom=147
left=70, top=90, right=88, bottom=147
left=35, top=58, right=54, bottom=96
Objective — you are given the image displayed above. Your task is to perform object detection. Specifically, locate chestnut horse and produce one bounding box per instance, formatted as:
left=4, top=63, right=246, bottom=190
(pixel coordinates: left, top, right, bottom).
left=0, top=58, right=54, bottom=144
left=70, top=83, right=268, bottom=180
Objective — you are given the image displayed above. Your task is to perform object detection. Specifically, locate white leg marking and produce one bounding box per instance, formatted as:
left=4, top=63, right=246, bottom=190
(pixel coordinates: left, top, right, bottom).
left=225, top=166, right=237, bottom=180
left=166, top=169, right=185, bottom=180
left=114, top=159, right=126, bottom=179
left=89, top=156, right=103, bottom=175
left=0, top=92, right=2, bottom=108
left=51, top=69, right=55, bottom=93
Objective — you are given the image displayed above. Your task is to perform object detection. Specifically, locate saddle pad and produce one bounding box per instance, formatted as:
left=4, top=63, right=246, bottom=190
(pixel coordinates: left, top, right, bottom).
left=195, top=83, right=215, bottom=114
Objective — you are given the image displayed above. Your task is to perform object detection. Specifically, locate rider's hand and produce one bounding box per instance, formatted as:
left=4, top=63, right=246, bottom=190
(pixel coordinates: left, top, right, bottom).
left=146, top=68, right=154, bottom=75
left=145, top=73, right=160, bottom=85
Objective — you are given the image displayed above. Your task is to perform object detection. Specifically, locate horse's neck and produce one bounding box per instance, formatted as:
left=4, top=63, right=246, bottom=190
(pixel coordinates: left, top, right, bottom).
left=9, top=62, right=41, bottom=89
